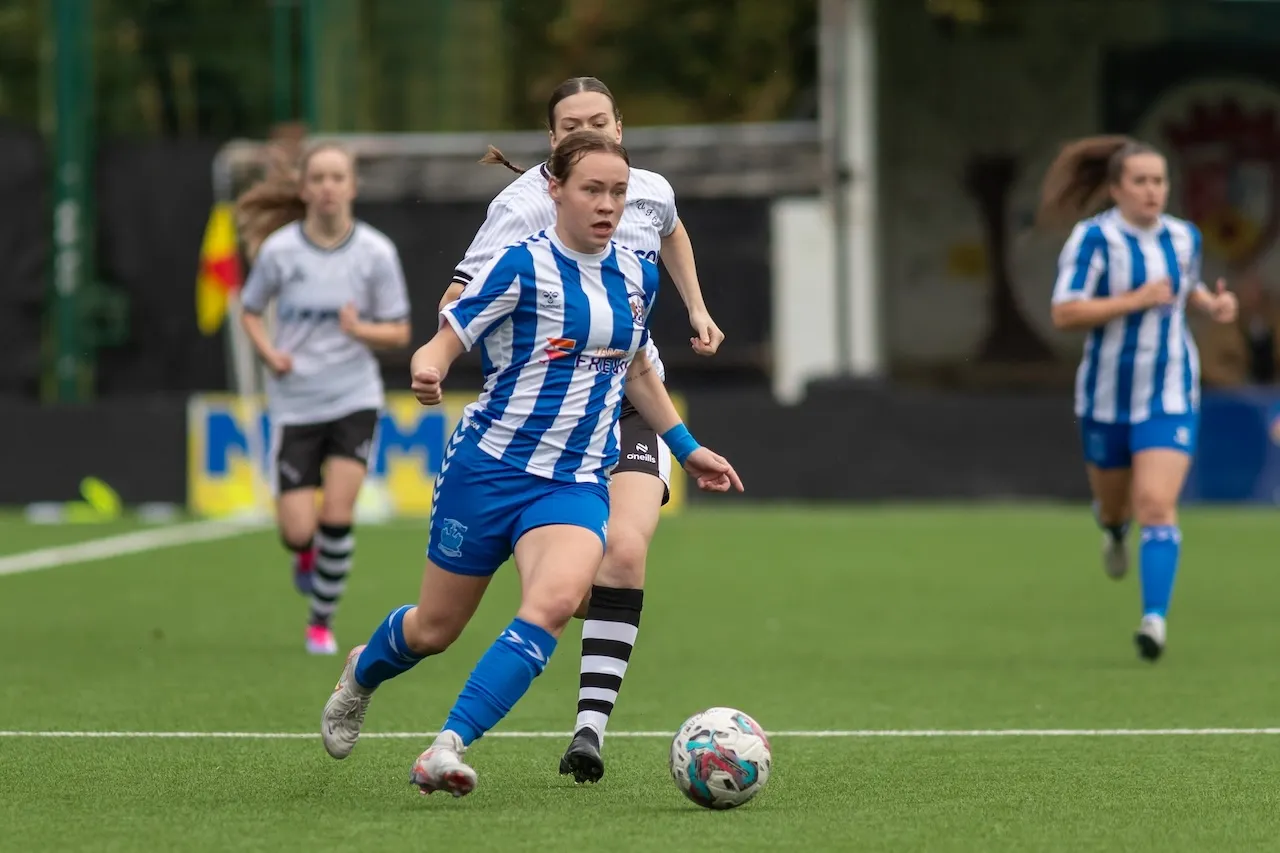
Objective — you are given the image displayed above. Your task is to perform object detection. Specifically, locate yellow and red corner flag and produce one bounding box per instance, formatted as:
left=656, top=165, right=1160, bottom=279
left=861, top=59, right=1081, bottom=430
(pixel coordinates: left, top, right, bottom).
left=196, top=202, right=244, bottom=336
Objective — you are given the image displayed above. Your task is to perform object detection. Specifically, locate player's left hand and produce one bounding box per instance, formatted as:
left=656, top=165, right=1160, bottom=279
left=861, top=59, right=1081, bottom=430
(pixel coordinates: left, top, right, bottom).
left=339, top=303, right=363, bottom=336
left=683, top=447, right=744, bottom=493
left=411, top=366, right=443, bottom=406
left=1208, top=279, right=1238, bottom=324
left=688, top=309, right=725, bottom=356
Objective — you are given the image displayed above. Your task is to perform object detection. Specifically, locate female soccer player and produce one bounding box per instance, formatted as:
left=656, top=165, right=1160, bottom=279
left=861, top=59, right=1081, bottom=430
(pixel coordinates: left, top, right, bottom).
left=319, top=131, right=743, bottom=799
left=236, top=142, right=411, bottom=656
left=438, top=76, right=724, bottom=783
left=1041, top=135, right=1238, bottom=661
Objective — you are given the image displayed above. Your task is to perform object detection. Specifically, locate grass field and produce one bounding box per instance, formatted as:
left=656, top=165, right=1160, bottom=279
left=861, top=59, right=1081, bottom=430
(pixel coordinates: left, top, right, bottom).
left=3, top=504, right=1280, bottom=852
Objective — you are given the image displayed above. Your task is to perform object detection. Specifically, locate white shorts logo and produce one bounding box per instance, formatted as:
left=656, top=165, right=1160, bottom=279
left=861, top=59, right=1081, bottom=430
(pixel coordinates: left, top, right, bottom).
left=438, top=518, right=468, bottom=558
left=627, top=441, right=657, bottom=465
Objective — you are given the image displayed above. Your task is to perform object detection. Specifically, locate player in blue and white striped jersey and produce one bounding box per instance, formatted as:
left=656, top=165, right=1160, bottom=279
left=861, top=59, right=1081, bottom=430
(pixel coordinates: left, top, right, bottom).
left=1043, top=136, right=1238, bottom=661
left=438, top=76, right=726, bottom=782
left=318, top=131, right=742, bottom=798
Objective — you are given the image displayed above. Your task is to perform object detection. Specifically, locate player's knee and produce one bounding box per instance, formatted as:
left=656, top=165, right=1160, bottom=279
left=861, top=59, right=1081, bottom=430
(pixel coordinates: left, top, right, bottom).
left=278, top=520, right=316, bottom=551
left=401, top=608, right=462, bottom=656
left=519, top=591, right=587, bottom=636
left=598, top=526, right=650, bottom=588
left=1131, top=489, right=1177, bottom=526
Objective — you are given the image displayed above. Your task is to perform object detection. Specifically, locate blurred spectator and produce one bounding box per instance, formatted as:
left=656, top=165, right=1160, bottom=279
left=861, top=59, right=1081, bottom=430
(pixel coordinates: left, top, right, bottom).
left=1197, top=266, right=1280, bottom=387
left=1238, top=268, right=1278, bottom=384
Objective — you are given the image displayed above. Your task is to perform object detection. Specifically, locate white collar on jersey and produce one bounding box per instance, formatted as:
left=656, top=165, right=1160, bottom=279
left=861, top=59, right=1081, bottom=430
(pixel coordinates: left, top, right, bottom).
left=546, top=223, right=613, bottom=264
left=1105, top=206, right=1166, bottom=238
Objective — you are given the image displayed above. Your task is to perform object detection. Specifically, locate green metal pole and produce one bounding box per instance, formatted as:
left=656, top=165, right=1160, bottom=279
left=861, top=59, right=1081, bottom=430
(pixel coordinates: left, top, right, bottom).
left=271, top=0, right=295, bottom=123
left=300, top=0, right=319, bottom=129
left=49, top=0, right=92, bottom=403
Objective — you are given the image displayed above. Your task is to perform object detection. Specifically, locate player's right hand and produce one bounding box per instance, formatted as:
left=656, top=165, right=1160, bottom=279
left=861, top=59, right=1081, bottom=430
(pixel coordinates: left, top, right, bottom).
left=412, top=366, right=443, bottom=406
left=266, top=350, right=293, bottom=376
left=1134, top=277, right=1174, bottom=309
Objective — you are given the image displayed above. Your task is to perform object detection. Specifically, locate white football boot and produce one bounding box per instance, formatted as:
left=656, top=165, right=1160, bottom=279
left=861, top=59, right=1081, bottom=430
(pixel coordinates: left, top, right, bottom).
left=321, top=644, right=374, bottom=759
left=409, top=730, right=478, bottom=798
left=1134, top=613, right=1166, bottom=662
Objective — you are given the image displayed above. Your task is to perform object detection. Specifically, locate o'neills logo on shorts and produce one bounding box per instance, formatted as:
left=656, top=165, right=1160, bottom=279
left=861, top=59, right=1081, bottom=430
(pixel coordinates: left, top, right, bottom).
left=626, top=441, right=657, bottom=464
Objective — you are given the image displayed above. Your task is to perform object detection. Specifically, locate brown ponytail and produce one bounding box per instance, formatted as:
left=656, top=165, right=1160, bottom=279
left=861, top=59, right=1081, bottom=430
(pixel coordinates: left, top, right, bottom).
left=1037, top=135, right=1160, bottom=230
left=480, top=144, right=525, bottom=176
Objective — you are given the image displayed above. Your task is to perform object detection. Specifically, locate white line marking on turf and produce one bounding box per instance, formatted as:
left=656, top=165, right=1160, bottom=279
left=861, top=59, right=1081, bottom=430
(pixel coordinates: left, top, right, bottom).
left=0, top=520, right=268, bottom=577
left=4, top=728, right=1280, bottom=739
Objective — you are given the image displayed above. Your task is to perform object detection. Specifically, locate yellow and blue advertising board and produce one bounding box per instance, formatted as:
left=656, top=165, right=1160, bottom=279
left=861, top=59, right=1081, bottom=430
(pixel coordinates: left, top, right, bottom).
left=187, top=392, right=685, bottom=518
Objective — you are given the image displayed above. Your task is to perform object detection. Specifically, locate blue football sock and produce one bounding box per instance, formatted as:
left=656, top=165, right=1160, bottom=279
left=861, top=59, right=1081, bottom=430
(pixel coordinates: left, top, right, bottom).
left=1139, top=525, right=1181, bottom=618
left=443, top=618, right=558, bottom=746
left=353, top=604, right=425, bottom=690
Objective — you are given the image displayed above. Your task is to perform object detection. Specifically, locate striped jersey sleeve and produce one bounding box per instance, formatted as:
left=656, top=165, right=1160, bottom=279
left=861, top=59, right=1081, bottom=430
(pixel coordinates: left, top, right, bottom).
left=441, top=242, right=532, bottom=351
left=1187, top=222, right=1205, bottom=292
left=1051, top=220, right=1108, bottom=304
left=638, top=254, right=660, bottom=348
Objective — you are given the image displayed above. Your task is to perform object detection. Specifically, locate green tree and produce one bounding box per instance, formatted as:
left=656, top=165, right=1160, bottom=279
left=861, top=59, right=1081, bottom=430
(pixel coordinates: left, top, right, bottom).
left=503, top=0, right=817, bottom=128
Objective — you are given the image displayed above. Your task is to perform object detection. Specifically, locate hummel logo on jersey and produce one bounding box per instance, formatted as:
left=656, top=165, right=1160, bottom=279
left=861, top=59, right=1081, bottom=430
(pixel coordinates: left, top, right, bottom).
left=540, top=288, right=561, bottom=307
left=541, top=337, right=577, bottom=363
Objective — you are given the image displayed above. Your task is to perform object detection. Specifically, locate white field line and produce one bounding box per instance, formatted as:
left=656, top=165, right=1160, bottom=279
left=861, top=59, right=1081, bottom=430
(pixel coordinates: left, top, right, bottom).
left=0, top=520, right=268, bottom=577
left=3, top=728, right=1280, bottom=740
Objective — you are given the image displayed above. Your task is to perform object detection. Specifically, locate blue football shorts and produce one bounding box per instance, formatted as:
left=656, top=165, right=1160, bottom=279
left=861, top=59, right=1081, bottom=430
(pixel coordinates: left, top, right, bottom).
left=426, top=430, right=610, bottom=577
left=1079, top=412, right=1199, bottom=470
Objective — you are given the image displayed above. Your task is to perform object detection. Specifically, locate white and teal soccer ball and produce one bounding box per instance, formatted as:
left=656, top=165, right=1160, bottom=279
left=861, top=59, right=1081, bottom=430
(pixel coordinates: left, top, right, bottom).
left=669, top=706, right=772, bottom=809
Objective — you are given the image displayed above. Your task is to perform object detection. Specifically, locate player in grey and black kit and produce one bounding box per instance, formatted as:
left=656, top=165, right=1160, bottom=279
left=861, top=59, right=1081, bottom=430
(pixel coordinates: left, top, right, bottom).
left=237, top=142, right=411, bottom=655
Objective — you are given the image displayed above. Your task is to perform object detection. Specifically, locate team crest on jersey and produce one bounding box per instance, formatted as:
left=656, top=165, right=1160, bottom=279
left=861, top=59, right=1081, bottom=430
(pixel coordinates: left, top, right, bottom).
left=630, top=198, right=664, bottom=229
left=628, top=294, right=647, bottom=328
left=1141, top=88, right=1280, bottom=267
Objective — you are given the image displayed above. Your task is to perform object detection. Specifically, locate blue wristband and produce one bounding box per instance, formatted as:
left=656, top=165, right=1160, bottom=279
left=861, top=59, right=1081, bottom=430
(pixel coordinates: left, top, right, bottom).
left=660, top=424, right=700, bottom=466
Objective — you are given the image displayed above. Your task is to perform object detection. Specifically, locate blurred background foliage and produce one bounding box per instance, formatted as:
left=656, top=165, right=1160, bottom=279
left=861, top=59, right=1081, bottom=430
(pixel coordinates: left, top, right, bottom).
left=0, top=0, right=819, bottom=138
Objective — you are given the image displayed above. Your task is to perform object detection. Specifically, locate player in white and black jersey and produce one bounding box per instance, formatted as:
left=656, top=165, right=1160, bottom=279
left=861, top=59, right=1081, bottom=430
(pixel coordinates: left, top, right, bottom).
left=437, top=77, right=725, bottom=784
left=236, top=143, right=411, bottom=656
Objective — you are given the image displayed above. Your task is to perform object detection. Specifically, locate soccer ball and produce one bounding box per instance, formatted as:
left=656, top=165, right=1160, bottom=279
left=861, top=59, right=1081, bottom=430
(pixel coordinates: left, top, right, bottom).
left=669, top=707, right=772, bottom=809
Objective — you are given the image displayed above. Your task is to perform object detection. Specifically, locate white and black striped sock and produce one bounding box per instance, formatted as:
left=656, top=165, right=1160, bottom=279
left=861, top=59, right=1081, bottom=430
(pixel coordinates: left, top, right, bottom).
left=309, top=523, right=353, bottom=627
left=576, top=585, right=643, bottom=746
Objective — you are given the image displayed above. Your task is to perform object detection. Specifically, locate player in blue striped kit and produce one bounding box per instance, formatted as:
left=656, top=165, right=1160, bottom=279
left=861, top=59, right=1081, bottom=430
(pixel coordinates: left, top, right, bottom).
left=442, top=77, right=725, bottom=783
left=1042, top=136, right=1238, bottom=661
left=318, top=131, right=743, bottom=797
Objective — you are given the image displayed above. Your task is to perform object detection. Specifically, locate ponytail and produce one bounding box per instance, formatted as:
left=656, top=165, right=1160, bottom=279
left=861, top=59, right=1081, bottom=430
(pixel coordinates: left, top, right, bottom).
left=480, top=144, right=525, bottom=176
left=235, top=125, right=307, bottom=263
left=1037, top=135, right=1158, bottom=230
